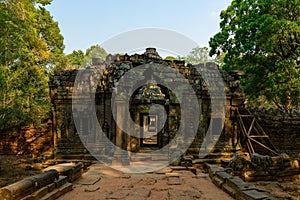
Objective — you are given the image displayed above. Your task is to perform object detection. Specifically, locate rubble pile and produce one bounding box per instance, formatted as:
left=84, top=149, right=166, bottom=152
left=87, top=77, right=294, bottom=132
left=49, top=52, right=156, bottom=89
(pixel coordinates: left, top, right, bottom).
left=228, top=151, right=300, bottom=182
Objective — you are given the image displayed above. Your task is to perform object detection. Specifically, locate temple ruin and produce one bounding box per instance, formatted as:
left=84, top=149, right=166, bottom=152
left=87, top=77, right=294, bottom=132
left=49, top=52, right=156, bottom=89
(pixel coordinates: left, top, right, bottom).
left=49, top=48, right=246, bottom=163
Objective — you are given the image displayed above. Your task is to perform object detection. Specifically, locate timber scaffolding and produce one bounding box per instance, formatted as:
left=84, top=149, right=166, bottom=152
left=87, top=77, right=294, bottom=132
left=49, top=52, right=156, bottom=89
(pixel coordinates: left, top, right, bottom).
left=192, top=107, right=280, bottom=166
left=236, top=108, right=280, bottom=156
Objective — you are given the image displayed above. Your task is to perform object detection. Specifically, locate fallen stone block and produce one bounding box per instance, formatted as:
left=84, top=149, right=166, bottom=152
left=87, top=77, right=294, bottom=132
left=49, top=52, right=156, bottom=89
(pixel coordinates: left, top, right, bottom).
left=222, top=182, right=237, bottom=198
left=215, top=171, right=232, bottom=182
left=26, top=170, right=59, bottom=188
left=40, top=182, right=73, bottom=200
left=31, top=185, right=49, bottom=200
left=222, top=176, right=257, bottom=198
left=0, top=170, right=58, bottom=200
left=55, top=176, right=68, bottom=188
left=167, top=177, right=182, bottom=185
left=0, top=179, right=35, bottom=200
left=212, top=167, right=232, bottom=188
left=44, top=163, right=83, bottom=182
left=205, top=164, right=225, bottom=179
left=84, top=186, right=100, bottom=192
left=224, top=176, right=255, bottom=191
left=277, top=169, right=300, bottom=177
left=212, top=176, right=224, bottom=188
left=236, top=189, right=271, bottom=200
left=170, top=166, right=188, bottom=171
left=47, top=183, right=56, bottom=193
left=21, top=182, right=57, bottom=200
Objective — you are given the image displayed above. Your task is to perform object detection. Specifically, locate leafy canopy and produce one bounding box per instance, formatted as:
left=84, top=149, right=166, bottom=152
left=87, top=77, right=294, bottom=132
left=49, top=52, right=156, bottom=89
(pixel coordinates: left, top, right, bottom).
left=179, top=46, right=224, bottom=65
left=209, top=0, right=300, bottom=109
left=0, top=0, right=65, bottom=130
left=66, top=45, right=107, bottom=69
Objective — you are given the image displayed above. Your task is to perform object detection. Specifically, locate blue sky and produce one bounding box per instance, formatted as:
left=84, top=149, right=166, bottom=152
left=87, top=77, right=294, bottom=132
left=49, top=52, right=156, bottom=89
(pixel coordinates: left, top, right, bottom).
left=46, top=0, right=231, bottom=56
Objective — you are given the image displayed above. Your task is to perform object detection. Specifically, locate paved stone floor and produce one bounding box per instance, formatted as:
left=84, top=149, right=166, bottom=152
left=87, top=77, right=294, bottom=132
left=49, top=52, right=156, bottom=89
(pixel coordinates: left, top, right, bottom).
left=57, top=163, right=233, bottom=200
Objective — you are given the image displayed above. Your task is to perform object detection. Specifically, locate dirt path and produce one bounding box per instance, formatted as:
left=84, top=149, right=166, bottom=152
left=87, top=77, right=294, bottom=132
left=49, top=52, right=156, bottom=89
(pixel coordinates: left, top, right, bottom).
left=57, top=163, right=233, bottom=200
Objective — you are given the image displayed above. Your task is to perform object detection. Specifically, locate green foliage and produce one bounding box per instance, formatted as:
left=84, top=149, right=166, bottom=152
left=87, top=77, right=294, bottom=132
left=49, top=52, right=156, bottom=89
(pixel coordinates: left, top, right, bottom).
left=66, top=45, right=107, bottom=69
left=0, top=0, right=64, bottom=131
left=66, top=50, right=85, bottom=69
left=180, top=46, right=224, bottom=65
left=36, top=7, right=66, bottom=71
left=164, top=56, right=176, bottom=61
left=185, top=46, right=211, bottom=64
left=83, top=45, right=107, bottom=68
left=209, top=0, right=300, bottom=108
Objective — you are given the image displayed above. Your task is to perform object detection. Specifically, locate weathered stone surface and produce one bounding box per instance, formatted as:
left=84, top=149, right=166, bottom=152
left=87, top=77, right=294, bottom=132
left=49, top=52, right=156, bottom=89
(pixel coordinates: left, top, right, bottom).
left=215, top=171, right=232, bottom=182
left=230, top=152, right=300, bottom=181
left=167, top=177, right=183, bottom=185
left=140, top=177, right=157, bottom=185
left=31, top=185, right=49, bottom=199
left=75, top=174, right=101, bottom=185
left=44, top=163, right=82, bottom=182
left=127, top=188, right=150, bottom=199
left=49, top=48, right=246, bottom=161
left=225, top=176, right=254, bottom=191
left=236, top=189, right=270, bottom=200
left=0, top=169, right=59, bottom=200
left=84, top=186, right=100, bottom=192
left=249, top=108, right=300, bottom=157
left=53, top=164, right=233, bottom=200
left=105, top=189, right=130, bottom=199
left=168, top=189, right=202, bottom=200
left=54, top=176, right=68, bottom=188
left=206, top=164, right=226, bottom=179
left=0, top=179, right=34, bottom=200
left=212, top=176, right=225, bottom=188
left=40, top=182, right=73, bottom=200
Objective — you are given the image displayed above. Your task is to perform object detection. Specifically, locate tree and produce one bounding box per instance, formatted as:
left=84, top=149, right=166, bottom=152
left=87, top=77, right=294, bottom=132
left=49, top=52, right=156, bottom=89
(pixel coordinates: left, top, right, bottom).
left=180, top=46, right=224, bottom=65
left=0, top=0, right=65, bottom=131
left=36, top=6, right=66, bottom=71
left=83, top=45, right=107, bottom=68
left=209, top=0, right=300, bottom=109
left=185, top=46, right=211, bottom=64
left=66, top=50, right=85, bottom=69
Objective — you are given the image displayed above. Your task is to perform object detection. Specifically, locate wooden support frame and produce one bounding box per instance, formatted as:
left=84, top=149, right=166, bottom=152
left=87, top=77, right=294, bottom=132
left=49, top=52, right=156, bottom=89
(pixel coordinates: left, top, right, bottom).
left=237, top=108, right=280, bottom=156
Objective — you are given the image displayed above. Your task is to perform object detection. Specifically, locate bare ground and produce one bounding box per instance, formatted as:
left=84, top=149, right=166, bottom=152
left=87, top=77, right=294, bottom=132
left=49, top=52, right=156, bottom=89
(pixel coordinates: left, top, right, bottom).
left=0, top=155, right=43, bottom=187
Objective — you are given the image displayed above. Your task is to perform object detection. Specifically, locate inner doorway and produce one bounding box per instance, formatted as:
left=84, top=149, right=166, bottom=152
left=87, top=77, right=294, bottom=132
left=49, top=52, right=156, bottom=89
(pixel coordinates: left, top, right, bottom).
left=140, top=114, right=159, bottom=147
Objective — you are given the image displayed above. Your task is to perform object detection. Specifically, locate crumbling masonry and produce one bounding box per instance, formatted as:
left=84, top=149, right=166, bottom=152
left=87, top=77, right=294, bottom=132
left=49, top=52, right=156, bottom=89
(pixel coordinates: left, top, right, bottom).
left=49, top=48, right=246, bottom=161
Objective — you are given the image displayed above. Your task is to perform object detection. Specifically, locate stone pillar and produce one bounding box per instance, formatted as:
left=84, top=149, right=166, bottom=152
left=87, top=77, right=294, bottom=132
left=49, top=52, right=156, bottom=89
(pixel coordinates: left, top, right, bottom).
left=112, top=96, right=130, bottom=166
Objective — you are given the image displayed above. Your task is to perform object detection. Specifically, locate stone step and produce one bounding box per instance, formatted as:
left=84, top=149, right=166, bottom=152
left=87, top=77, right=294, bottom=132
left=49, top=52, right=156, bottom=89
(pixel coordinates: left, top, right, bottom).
left=130, top=154, right=152, bottom=162
left=130, top=153, right=169, bottom=162
left=151, top=153, right=169, bottom=161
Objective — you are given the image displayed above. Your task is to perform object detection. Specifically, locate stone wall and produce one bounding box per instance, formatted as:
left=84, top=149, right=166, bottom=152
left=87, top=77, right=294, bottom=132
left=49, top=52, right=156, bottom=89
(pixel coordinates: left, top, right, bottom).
left=248, top=108, right=300, bottom=157
left=0, top=120, right=53, bottom=157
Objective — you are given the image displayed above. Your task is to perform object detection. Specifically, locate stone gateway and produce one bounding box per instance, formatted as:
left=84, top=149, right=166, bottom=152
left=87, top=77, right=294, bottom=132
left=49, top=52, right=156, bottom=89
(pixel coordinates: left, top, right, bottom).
left=49, top=48, right=245, bottom=163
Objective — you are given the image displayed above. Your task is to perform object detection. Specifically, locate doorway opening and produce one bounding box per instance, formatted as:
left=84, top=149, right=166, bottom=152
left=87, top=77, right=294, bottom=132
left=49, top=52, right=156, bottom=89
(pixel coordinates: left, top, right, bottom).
left=140, top=114, right=159, bottom=148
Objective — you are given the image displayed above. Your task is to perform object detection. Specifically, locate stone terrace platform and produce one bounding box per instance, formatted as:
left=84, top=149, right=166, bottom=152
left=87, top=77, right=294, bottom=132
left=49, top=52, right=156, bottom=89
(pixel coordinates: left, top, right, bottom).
left=57, top=163, right=234, bottom=200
